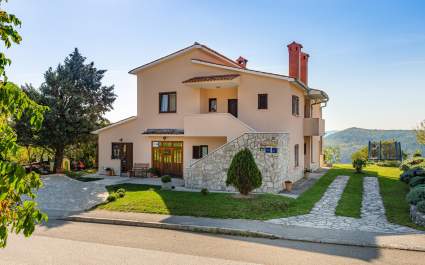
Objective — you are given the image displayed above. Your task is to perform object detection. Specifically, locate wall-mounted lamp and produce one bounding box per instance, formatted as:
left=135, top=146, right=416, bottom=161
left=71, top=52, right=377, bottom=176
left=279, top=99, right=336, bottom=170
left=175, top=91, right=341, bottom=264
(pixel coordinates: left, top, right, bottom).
left=163, top=136, right=167, bottom=140
left=119, top=138, right=123, bottom=142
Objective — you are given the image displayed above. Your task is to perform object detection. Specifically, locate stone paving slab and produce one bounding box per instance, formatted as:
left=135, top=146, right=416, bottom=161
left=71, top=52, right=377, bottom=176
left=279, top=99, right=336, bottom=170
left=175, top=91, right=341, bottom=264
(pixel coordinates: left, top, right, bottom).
left=268, top=175, right=421, bottom=234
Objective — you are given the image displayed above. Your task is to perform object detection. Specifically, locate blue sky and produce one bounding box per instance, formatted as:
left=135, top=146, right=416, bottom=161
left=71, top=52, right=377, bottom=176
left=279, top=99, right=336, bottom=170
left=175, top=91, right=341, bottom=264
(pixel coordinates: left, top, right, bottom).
left=5, top=0, right=425, bottom=130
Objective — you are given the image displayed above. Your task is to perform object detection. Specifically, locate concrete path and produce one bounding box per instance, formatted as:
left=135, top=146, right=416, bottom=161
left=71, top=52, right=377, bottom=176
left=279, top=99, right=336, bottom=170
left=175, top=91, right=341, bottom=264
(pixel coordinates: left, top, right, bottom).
left=268, top=176, right=419, bottom=234
left=35, top=174, right=184, bottom=218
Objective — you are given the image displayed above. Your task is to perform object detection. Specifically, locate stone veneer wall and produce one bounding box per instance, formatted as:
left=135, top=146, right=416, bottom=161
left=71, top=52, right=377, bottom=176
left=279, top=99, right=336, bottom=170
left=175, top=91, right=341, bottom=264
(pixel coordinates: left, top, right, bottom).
left=184, top=132, right=296, bottom=193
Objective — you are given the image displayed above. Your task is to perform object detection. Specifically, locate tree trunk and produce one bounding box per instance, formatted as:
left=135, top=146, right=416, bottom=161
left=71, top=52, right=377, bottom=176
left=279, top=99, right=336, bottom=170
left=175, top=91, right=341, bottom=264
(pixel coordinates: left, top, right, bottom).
left=54, top=147, right=64, bottom=173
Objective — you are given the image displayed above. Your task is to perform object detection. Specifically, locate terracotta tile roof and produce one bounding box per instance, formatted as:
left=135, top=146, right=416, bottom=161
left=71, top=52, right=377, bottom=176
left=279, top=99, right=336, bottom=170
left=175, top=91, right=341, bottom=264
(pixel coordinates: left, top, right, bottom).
left=182, top=74, right=240, bottom=84
left=142, top=129, right=184, bottom=135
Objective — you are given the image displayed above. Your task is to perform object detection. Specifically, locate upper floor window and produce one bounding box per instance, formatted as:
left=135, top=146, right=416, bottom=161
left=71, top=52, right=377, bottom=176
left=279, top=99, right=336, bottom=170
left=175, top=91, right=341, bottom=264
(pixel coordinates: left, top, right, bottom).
left=258, top=94, right=268, bottom=109
left=209, top=98, right=217, bottom=112
left=294, top=144, right=299, bottom=167
left=193, top=145, right=208, bottom=159
left=159, top=92, right=176, bottom=113
left=292, top=95, right=300, bottom=116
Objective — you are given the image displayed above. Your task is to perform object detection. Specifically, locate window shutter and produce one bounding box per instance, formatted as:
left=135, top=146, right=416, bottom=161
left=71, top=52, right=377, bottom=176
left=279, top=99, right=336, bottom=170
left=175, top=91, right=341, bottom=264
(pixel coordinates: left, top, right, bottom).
left=192, top=146, right=200, bottom=159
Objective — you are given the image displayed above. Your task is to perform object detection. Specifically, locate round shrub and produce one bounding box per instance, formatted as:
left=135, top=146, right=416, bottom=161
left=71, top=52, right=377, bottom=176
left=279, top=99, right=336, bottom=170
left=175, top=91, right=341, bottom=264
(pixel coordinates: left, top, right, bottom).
left=147, top=167, right=160, bottom=176
left=352, top=158, right=366, bottom=173
left=116, top=188, right=126, bottom=198
left=417, top=200, right=425, bottom=213
left=107, top=193, right=118, bottom=202
left=200, top=188, right=209, bottom=196
left=409, top=176, right=425, bottom=188
left=406, top=187, right=425, bottom=205
left=226, top=148, right=262, bottom=195
left=161, top=175, right=172, bottom=183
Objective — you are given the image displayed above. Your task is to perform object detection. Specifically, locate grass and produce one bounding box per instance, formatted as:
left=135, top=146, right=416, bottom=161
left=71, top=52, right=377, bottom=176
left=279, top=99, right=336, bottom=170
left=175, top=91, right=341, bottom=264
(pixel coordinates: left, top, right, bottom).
left=98, top=169, right=345, bottom=220
left=98, top=184, right=293, bottom=220
left=334, top=163, right=425, bottom=231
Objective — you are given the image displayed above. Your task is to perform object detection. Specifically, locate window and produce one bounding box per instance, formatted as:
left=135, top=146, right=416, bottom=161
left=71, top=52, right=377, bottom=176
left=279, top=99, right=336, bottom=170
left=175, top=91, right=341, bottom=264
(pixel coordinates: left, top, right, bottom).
left=258, top=94, right=268, bottom=109
left=193, top=145, right=208, bottom=159
left=159, top=92, right=177, bottom=113
left=209, top=98, right=217, bottom=112
left=111, top=143, right=121, bottom=159
left=292, top=95, right=300, bottom=116
left=294, top=144, right=299, bottom=167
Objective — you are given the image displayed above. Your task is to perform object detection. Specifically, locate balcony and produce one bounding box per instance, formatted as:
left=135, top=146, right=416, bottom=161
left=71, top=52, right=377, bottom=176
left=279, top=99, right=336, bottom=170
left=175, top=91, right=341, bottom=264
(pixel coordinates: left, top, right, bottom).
left=184, top=113, right=255, bottom=140
left=304, top=118, right=325, bottom=136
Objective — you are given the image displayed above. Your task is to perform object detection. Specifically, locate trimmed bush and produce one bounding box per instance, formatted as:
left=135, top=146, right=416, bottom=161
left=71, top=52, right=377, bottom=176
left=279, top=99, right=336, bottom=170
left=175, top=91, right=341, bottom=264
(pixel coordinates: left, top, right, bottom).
left=161, top=175, right=172, bottom=183
left=376, top=160, right=401, bottom=168
left=107, top=193, right=118, bottom=202
left=352, top=159, right=366, bottom=173
left=226, top=148, right=262, bottom=195
left=116, top=188, right=126, bottom=198
left=400, top=170, right=415, bottom=183
left=417, top=200, right=425, bottom=213
left=147, top=167, right=160, bottom=176
left=200, top=188, right=209, bottom=196
left=400, top=157, right=425, bottom=171
left=406, top=187, right=425, bottom=205
left=409, top=176, right=425, bottom=187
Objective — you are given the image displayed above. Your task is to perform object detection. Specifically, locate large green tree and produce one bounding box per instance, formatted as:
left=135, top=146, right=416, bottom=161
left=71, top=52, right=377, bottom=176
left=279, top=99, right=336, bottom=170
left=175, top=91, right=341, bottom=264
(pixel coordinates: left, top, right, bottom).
left=28, top=49, right=116, bottom=172
left=0, top=0, right=48, bottom=247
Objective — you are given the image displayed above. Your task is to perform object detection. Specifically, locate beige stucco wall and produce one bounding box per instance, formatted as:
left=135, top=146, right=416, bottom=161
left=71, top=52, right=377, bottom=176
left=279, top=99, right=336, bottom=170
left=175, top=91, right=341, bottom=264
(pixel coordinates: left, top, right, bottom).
left=97, top=46, right=325, bottom=180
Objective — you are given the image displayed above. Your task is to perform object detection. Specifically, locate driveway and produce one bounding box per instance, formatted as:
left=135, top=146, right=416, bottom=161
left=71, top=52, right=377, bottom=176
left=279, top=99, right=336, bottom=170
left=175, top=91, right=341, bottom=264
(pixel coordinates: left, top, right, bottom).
left=35, top=175, right=109, bottom=218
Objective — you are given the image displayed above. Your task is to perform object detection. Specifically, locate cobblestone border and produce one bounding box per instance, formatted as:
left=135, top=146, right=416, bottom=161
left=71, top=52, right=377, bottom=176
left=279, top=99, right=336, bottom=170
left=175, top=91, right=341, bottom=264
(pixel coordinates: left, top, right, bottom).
left=411, top=205, right=425, bottom=226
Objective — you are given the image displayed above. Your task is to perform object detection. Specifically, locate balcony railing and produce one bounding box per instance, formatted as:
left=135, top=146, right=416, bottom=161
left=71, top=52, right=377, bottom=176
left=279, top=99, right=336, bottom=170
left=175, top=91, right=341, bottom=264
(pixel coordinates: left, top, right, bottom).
left=184, top=113, right=255, bottom=140
left=304, top=118, right=325, bottom=136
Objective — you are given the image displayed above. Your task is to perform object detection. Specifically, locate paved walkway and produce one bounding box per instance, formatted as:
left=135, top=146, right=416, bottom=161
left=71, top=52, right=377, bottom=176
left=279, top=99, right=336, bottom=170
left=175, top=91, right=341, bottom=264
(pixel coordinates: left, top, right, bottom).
left=268, top=176, right=418, bottom=234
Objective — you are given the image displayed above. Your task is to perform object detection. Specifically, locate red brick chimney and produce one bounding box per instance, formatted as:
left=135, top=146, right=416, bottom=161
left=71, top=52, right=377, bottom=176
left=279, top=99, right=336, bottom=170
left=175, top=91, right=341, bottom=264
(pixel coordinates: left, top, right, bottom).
left=236, top=56, right=248, bottom=68
left=287, top=41, right=303, bottom=80
left=300, top=52, right=309, bottom=85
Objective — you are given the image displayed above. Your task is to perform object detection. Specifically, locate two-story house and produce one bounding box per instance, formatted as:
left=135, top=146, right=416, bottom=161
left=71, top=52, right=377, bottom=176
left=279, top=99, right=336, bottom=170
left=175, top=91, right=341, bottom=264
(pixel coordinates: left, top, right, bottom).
left=93, top=41, right=328, bottom=193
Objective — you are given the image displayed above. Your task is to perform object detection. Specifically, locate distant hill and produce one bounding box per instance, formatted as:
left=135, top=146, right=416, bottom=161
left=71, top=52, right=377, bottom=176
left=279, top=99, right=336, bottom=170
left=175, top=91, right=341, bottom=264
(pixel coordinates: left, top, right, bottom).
left=325, top=127, right=425, bottom=163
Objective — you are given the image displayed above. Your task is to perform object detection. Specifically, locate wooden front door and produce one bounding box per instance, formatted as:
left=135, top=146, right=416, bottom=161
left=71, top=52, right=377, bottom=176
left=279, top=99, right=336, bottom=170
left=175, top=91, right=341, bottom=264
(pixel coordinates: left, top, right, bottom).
left=152, top=141, right=183, bottom=177
left=112, top=142, right=133, bottom=174
left=228, top=99, right=238, bottom=117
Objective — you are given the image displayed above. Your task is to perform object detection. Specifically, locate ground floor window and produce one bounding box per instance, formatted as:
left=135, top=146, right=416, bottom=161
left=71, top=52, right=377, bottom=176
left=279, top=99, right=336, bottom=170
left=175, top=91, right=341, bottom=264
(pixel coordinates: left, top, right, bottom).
left=193, top=145, right=208, bottom=159
left=295, top=144, right=299, bottom=167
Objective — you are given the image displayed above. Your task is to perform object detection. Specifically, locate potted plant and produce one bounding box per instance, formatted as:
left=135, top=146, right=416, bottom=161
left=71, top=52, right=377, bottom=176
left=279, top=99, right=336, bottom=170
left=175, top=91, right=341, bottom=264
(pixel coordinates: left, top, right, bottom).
left=352, top=158, right=366, bottom=173
left=147, top=167, right=160, bottom=178
left=105, top=167, right=115, bottom=176
left=161, top=175, right=172, bottom=190
left=284, top=180, right=293, bottom=192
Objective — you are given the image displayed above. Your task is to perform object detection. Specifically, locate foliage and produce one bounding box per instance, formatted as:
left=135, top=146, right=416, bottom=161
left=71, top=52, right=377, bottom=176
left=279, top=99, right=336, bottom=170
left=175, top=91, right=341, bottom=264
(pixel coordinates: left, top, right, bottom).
left=409, top=176, right=425, bottom=188
left=24, top=50, right=116, bottom=172
left=400, top=170, right=415, bottom=183
left=413, top=150, right=423, bottom=157
left=324, top=146, right=341, bottom=165
left=161, top=175, right=171, bottom=183
left=106, top=193, right=117, bottom=202
left=200, top=188, right=209, bottom=196
left=226, top=148, right=262, bottom=195
left=417, top=200, right=425, bottom=214
left=406, top=186, right=425, bottom=205
left=65, top=134, right=98, bottom=169
left=147, top=167, right=160, bottom=176
left=352, top=158, right=366, bottom=173
left=376, top=160, right=401, bottom=168
left=400, top=157, right=425, bottom=171
left=64, top=170, right=102, bottom=182
left=116, top=188, right=126, bottom=198
left=0, top=1, right=48, bottom=248
left=416, top=120, right=425, bottom=146
left=351, top=146, right=368, bottom=162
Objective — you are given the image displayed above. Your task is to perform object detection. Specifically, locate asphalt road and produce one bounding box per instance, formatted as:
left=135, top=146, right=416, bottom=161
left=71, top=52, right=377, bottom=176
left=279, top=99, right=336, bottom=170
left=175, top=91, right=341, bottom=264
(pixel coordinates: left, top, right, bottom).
left=1, top=220, right=424, bottom=265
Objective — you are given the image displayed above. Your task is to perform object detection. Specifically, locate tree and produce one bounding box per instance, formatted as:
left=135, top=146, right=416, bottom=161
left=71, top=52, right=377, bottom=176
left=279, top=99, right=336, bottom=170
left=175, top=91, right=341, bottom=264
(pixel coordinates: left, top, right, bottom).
left=417, top=120, right=425, bottom=145
left=0, top=0, right=48, bottom=247
left=226, top=148, right=262, bottom=195
left=28, top=49, right=116, bottom=172
left=324, top=146, right=341, bottom=165
left=351, top=146, right=368, bottom=162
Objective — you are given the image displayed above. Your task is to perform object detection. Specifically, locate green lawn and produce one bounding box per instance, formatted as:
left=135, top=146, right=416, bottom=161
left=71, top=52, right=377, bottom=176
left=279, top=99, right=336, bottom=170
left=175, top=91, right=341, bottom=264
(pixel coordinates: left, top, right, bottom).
left=98, top=169, right=343, bottom=220
left=334, top=163, right=425, bottom=231
left=65, top=170, right=103, bottom=182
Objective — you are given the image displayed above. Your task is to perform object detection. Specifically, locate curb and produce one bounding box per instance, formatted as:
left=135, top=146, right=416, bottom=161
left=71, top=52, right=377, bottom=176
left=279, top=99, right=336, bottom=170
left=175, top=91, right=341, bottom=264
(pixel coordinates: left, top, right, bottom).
left=63, top=216, right=425, bottom=252
left=63, top=216, right=279, bottom=240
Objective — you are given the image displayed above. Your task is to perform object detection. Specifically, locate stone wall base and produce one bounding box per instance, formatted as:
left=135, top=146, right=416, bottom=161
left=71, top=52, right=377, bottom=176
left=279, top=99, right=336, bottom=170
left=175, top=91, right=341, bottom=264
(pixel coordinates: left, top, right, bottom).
left=410, top=205, right=425, bottom=226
